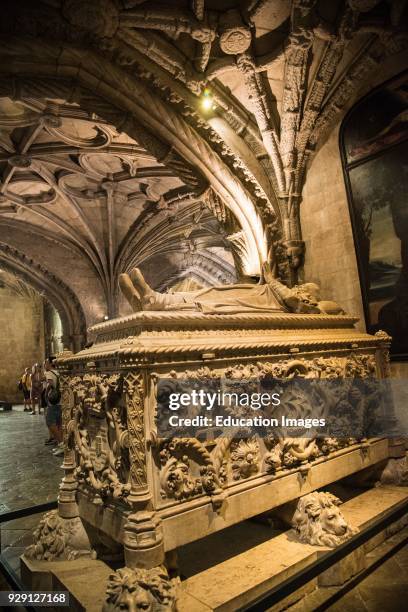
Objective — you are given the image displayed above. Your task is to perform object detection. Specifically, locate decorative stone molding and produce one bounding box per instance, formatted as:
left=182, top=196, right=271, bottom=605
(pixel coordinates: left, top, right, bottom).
left=292, top=492, right=358, bottom=547
left=123, top=372, right=150, bottom=503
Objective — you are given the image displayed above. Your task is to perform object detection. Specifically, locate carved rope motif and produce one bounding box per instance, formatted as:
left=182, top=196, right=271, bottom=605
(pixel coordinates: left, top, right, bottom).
left=123, top=371, right=148, bottom=497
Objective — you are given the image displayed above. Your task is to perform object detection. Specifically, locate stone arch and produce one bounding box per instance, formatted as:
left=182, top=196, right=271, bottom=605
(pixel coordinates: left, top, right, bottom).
left=0, top=243, right=87, bottom=352
left=0, top=34, right=268, bottom=276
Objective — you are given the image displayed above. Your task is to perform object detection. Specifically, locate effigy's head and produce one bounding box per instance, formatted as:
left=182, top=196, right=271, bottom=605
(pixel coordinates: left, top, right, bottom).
left=292, top=491, right=358, bottom=547
left=300, top=283, right=320, bottom=299
left=103, top=566, right=176, bottom=612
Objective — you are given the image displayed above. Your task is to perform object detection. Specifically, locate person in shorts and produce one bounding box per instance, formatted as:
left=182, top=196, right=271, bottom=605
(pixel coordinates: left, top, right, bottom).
left=44, top=358, right=64, bottom=457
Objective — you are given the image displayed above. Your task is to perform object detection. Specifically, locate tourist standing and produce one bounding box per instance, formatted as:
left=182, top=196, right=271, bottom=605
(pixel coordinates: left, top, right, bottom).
left=44, top=358, right=64, bottom=457
left=30, top=363, right=43, bottom=415
left=19, top=367, right=31, bottom=411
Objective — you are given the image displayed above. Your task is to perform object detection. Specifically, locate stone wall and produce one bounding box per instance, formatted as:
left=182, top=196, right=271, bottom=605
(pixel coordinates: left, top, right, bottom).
left=0, top=286, right=45, bottom=403
left=300, top=124, right=365, bottom=327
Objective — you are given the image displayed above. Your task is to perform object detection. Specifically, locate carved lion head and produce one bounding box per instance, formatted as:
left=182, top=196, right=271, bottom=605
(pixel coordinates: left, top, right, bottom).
left=103, top=566, right=176, bottom=612
left=292, top=491, right=358, bottom=547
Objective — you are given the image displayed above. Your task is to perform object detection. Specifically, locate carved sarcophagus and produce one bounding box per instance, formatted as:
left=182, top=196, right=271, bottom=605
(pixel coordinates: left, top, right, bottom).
left=55, top=311, right=392, bottom=569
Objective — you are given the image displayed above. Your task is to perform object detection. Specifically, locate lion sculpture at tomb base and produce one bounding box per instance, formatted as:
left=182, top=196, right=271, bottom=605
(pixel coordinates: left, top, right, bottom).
left=292, top=491, right=358, bottom=547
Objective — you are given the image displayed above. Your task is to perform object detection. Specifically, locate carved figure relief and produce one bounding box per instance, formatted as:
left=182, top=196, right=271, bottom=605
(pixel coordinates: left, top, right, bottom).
left=231, top=439, right=260, bottom=480
left=119, top=265, right=345, bottom=315
left=160, top=456, right=203, bottom=501
left=158, top=438, right=221, bottom=502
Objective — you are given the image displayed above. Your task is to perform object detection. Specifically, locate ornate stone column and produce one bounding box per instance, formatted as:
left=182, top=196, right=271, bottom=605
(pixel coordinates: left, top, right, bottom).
left=122, top=371, right=165, bottom=569
left=123, top=371, right=150, bottom=504
left=58, top=362, right=80, bottom=519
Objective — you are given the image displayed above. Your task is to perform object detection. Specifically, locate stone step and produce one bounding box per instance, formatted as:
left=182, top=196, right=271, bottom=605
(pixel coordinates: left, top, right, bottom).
left=179, top=486, right=408, bottom=612
left=20, top=486, right=408, bottom=612
left=21, top=557, right=111, bottom=612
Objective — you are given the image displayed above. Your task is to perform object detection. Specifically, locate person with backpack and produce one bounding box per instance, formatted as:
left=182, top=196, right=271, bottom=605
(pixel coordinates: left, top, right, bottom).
left=30, top=363, right=43, bottom=415
left=43, top=358, right=64, bottom=457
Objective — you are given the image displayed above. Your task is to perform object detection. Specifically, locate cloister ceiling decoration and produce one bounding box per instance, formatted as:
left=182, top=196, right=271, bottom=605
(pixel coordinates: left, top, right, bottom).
left=0, top=0, right=407, bottom=348
left=0, top=98, right=236, bottom=332
left=0, top=268, right=38, bottom=300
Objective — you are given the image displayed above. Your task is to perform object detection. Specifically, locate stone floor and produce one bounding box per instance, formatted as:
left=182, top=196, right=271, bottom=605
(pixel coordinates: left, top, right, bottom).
left=0, top=405, right=62, bottom=514
left=0, top=407, right=407, bottom=610
left=325, top=544, right=408, bottom=612
left=0, top=405, right=62, bottom=582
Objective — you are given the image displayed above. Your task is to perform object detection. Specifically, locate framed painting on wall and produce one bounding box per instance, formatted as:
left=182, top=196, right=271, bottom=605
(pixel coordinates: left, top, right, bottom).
left=341, top=70, right=408, bottom=358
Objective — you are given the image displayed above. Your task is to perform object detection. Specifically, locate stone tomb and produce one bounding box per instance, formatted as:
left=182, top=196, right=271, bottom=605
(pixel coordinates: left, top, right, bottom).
left=22, top=310, right=394, bottom=609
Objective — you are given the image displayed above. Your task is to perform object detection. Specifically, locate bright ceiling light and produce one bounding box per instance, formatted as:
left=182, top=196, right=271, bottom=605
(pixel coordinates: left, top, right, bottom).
left=201, top=88, right=215, bottom=112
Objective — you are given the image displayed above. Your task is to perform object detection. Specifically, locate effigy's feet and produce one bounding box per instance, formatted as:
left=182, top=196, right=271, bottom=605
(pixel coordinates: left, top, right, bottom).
left=129, top=267, right=151, bottom=298
left=119, top=273, right=142, bottom=311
